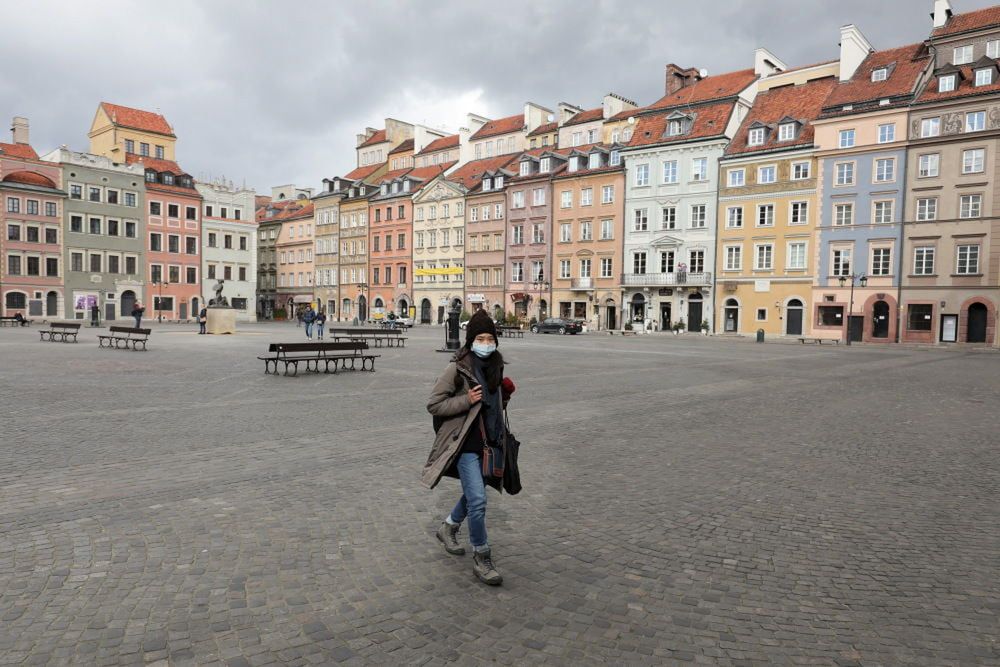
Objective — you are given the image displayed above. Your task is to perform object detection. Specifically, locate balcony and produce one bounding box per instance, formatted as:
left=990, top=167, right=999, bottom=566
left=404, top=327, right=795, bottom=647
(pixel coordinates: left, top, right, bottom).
left=620, top=272, right=712, bottom=287
left=570, top=278, right=593, bottom=290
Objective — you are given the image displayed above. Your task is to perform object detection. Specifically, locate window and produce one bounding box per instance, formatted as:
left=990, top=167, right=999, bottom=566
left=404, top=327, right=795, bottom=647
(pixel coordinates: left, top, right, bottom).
left=920, top=117, right=940, bottom=138
left=559, top=260, right=570, bottom=279
left=581, top=188, right=592, bottom=206
left=140, top=142, right=149, bottom=156
left=956, top=244, right=980, bottom=274
left=512, top=225, right=523, bottom=244
left=125, top=221, right=136, bottom=238
left=7, top=197, right=19, bottom=213
left=601, top=257, right=613, bottom=278
left=398, top=233, right=406, bottom=249
left=748, top=127, right=765, bottom=146
left=45, top=228, right=57, bottom=244
left=871, top=67, right=888, bottom=82
left=610, top=150, right=621, bottom=166
left=89, top=217, right=102, bottom=234
left=966, top=111, right=986, bottom=133
left=913, top=246, right=935, bottom=275
left=512, top=191, right=524, bottom=209
left=792, top=162, right=810, bottom=180
left=560, top=223, right=571, bottom=242
left=493, top=203, right=502, bottom=218
left=69, top=215, right=83, bottom=233
left=155, top=145, right=164, bottom=159
left=124, top=192, right=136, bottom=207
left=726, top=206, right=743, bottom=229
left=561, top=191, right=572, bottom=208
left=71, top=252, right=83, bottom=272
left=953, top=45, right=973, bottom=65
left=150, top=201, right=161, bottom=216
left=7, top=255, right=20, bottom=275
left=660, top=251, right=674, bottom=273
left=873, top=200, right=894, bottom=224
left=632, top=252, right=647, bottom=274
left=600, top=219, right=613, bottom=239
left=168, top=235, right=179, bottom=253
left=89, top=254, right=102, bottom=272
left=106, top=190, right=119, bottom=205
left=207, top=232, right=217, bottom=248
left=512, top=262, right=524, bottom=282
left=26, top=200, right=39, bottom=215
left=635, top=164, right=649, bottom=186
left=907, top=304, right=933, bottom=331
left=240, top=236, right=247, bottom=251
left=778, top=123, right=796, bottom=141
left=756, top=204, right=774, bottom=227
left=874, top=158, right=895, bottom=182
left=790, top=201, right=808, bottom=225
left=580, top=221, right=592, bottom=241
left=691, top=158, right=708, bottom=181
left=832, top=248, right=852, bottom=276
left=186, top=267, right=197, bottom=284
left=634, top=209, right=648, bottom=231
left=939, top=75, right=957, bottom=93
left=532, top=188, right=545, bottom=206
left=839, top=129, right=855, bottom=148
left=661, top=207, right=676, bottom=230
left=107, top=219, right=119, bottom=236
left=532, top=224, right=544, bottom=243
left=540, top=157, right=551, bottom=172
left=834, top=203, right=854, bottom=226
left=662, top=160, right=678, bottom=184
left=787, top=242, right=807, bottom=270
left=725, top=245, right=742, bottom=271
left=6, top=224, right=19, bottom=241
left=186, top=237, right=197, bottom=254
left=960, top=194, right=982, bottom=218
left=579, top=258, right=592, bottom=278
left=871, top=247, right=891, bottom=276
left=689, top=250, right=704, bottom=273
left=150, top=232, right=162, bottom=251
left=835, top=162, right=855, bottom=186
left=125, top=139, right=135, bottom=153
left=69, top=185, right=82, bottom=200
left=167, top=204, right=179, bottom=218
left=26, top=226, right=38, bottom=242
left=919, top=153, right=940, bottom=177
left=728, top=169, right=745, bottom=187
left=208, top=264, right=216, bottom=279
left=601, top=185, right=614, bottom=203
left=816, top=306, right=843, bottom=327
left=962, top=148, right=984, bottom=174
left=916, top=198, right=938, bottom=221
left=758, top=165, right=776, bottom=184
left=989, top=40, right=1000, bottom=58
left=690, top=205, right=706, bottom=229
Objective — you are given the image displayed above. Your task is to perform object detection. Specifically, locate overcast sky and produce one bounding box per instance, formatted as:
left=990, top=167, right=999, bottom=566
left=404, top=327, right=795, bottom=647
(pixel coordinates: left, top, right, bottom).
left=3, top=0, right=996, bottom=195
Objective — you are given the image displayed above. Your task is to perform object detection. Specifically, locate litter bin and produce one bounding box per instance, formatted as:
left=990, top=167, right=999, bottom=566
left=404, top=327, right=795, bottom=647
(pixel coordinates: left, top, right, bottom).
left=756, top=328, right=765, bottom=343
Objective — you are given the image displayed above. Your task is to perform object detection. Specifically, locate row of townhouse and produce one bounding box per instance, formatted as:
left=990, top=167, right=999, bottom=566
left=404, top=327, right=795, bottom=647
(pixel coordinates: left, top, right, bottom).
left=0, top=103, right=258, bottom=323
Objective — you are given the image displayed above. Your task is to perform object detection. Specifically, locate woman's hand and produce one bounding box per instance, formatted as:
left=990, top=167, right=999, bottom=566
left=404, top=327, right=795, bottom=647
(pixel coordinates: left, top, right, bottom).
left=467, top=385, right=483, bottom=405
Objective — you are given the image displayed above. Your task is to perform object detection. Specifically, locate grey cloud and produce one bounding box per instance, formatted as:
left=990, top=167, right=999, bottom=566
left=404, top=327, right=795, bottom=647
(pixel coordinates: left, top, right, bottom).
left=2, top=0, right=996, bottom=193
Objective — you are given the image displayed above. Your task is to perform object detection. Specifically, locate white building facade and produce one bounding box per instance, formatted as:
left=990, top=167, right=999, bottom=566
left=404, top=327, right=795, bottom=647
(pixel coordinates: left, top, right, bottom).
left=196, top=181, right=258, bottom=321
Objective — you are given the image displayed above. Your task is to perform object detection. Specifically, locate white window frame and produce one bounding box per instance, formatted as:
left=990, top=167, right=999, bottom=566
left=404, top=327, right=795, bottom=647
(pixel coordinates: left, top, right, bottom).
left=959, top=194, right=982, bottom=219
left=874, top=157, right=895, bottom=183
left=834, top=202, right=854, bottom=226
left=754, top=243, right=774, bottom=270
left=921, top=117, right=940, bottom=138
left=870, top=247, right=891, bottom=276
left=791, top=161, right=810, bottom=180
left=662, top=160, right=678, bottom=184
left=871, top=67, right=888, bottom=82
left=939, top=75, right=957, bottom=93
left=956, top=244, right=980, bottom=275
left=962, top=148, right=985, bottom=174
left=789, top=201, right=808, bottom=226
left=916, top=198, right=938, bottom=221
left=835, top=161, right=855, bottom=186
left=726, top=206, right=743, bottom=229
left=988, top=40, right=1000, bottom=58
left=966, top=111, right=986, bottom=132
left=954, top=45, right=973, bottom=65
left=724, top=245, right=742, bottom=271
left=786, top=242, right=807, bottom=270
left=872, top=200, right=894, bottom=224
left=877, top=123, right=895, bottom=144
left=913, top=246, right=935, bottom=275
left=727, top=169, right=745, bottom=187
left=756, top=203, right=775, bottom=227
left=918, top=153, right=940, bottom=178
left=635, top=164, right=650, bottom=186
left=778, top=123, right=796, bottom=141
left=839, top=129, right=855, bottom=148
left=757, top=165, right=776, bottom=184
left=975, top=69, right=993, bottom=87
left=748, top=127, right=765, bottom=146
left=691, top=158, right=708, bottom=182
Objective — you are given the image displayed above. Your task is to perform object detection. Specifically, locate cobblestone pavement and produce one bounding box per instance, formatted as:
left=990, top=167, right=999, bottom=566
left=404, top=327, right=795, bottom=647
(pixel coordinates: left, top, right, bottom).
left=0, top=322, right=997, bottom=666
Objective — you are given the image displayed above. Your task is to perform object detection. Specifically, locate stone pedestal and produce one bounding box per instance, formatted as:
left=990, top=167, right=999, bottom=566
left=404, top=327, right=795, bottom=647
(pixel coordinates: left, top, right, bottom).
left=206, top=307, right=236, bottom=334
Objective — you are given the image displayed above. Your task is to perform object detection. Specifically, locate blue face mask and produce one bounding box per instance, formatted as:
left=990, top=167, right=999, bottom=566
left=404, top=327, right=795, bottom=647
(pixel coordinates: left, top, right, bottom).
left=471, top=342, right=496, bottom=358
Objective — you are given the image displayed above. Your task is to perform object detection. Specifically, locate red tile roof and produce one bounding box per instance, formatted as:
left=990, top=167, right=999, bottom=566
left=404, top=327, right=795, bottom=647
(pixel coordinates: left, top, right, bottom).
left=344, top=163, right=384, bottom=181
left=915, top=61, right=1000, bottom=104
left=822, top=43, right=930, bottom=114
left=647, top=68, right=757, bottom=111
left=257, top=200, right=313, bottom=223
left=100, top=102, right=174, bottom=137
left=470, top=114, right=524, bottom=140
left=726, top=77, right=837, bottom=156
left=408, top=162, right=458, bottom=190
left=358, top=129, right=387, bottom=148
left=255, top=195, right=272, bottom=209
left=376, top=167, right=413, bottom=183
left=627, top=101, right=736, bottom=149
left=0, top=142, right=40, bottom=160
left=124, top=154, right=191, bottom=175
left=388, top=138, right=414, bottom=155
left=607, top=106, right=644, bottom=122
left=445, top=155, right=520, bottom=190
left=526, top=121, right=558, bottom=137
left=1, top=171, right=57, bottom=188
left=932, top=5, right=1000, bottom=37
left=562, top=107, right=603, bottom=127
left=415, top=134, right=459, bottom=155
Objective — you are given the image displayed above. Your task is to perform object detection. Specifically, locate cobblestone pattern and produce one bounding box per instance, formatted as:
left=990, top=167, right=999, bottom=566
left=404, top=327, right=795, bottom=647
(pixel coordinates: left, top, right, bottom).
left=0, top=324, right=997, bottom=665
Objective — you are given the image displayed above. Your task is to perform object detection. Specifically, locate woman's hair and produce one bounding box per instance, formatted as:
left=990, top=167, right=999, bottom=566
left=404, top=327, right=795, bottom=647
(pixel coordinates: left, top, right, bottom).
left=456, top=345, right=504, bottom=392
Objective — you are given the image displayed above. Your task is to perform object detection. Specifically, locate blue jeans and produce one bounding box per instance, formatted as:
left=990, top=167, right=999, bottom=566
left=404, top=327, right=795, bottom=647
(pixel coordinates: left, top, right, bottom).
left=450, top=452, right=487, bottom=548
left=305, top=322, right=313, bottom=337
left=316, top=324, right=324, bottom=339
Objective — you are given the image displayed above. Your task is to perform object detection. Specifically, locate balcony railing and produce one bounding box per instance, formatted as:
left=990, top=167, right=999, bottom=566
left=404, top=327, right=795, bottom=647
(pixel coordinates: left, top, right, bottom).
left=620, top=272, right=712, bottom=287
left=570, top=278, right=593, bottom=290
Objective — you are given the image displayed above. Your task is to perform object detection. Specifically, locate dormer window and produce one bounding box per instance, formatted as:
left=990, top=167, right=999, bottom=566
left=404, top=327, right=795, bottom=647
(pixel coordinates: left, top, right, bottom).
left=778, top=123, right=796, bottom=141
left=163, top=173, right=174, bottom=185
left=588, top=153, right=601, bottom=169
left=495, top=175, right=504, bottom=188
left=482, top=178, right=492, bottom=192
left=939, top=74, right=957, bottom=92
left=871, top=67, right=888, bottom=82
left=568, top=156, right=579, bottom=172
left=380, top=184, right=388, bottom=195
left=748, top=127, right=766, bottom=146
left=540, top=157, right=551, bottom=172
left=975, top=68, right=993, bottom=86
left=349, top=188, right=356, bottom=198
left=610, top=150, right=621, bottom=166
left=392, top=182, right=399, bottom=194
left=668, top=119, right=683, bottom=136
left=145, top=171, right=156, bottom=183
left=333, top=180, right=340, bottom=192
left=403, top=180, right=410, bottom=192
left=519, top=161, right=531, bottom=177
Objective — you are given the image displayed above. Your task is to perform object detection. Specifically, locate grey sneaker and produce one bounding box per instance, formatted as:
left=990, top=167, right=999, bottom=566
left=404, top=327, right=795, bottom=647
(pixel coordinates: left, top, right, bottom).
left=472, top=548, right=503, bottom=585
left=436, top=522, right=465, bottom=555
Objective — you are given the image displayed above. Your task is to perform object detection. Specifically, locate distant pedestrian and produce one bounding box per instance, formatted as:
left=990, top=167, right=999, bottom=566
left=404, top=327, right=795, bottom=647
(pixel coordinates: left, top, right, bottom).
left=296, top=308, right=303, bottom=327
left=131, top=302, right=145, bottom=328
left=424, top=310, right=514, bottom=586
left=315, top=310, right=326, bottom=340
left=198, top=306, right=207, bottom=334
left=303, top=306, right=316, bottom=339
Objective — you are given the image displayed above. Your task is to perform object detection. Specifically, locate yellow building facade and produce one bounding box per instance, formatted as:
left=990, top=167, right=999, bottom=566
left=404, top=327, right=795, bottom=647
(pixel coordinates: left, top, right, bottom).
left=88, top=103, right=177, bottom=162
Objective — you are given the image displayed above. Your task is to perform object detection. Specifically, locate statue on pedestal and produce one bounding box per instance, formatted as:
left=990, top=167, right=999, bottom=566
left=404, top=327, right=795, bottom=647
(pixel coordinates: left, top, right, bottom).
left=210, top=279, right=230, bottom=307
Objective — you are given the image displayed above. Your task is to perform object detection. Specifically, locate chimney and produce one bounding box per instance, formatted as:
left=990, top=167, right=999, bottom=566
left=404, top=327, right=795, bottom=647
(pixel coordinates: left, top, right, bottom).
left=839, top=25, right=874, bottom=82
left=11, top=116, right=29, bottom=145
left=664, top=64, right=701, bottom=95
left=932, top=0, right=953, bottom=28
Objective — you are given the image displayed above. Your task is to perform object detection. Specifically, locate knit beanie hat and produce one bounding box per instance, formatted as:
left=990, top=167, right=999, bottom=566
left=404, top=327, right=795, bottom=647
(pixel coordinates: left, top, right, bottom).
left=465, top=310, right=498, bottom=347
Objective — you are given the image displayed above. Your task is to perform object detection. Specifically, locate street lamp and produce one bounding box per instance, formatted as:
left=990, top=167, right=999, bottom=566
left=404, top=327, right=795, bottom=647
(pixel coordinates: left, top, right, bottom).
left=531, top=279, right=550, bottom=322
left=153, top=279, right=170, bottom=323
left=355, top=282, right=369, bottom=324
left=838, top=273, right=868, bottom=345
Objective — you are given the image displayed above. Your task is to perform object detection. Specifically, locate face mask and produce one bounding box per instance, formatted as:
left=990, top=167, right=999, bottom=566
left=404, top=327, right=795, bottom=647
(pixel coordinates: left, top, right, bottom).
left=471, top=342, right=496, bottom=358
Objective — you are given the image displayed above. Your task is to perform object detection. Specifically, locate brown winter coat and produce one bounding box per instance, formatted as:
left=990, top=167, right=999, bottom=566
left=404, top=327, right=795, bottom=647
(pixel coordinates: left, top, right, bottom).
left=422, top=354, right=504, bottom=491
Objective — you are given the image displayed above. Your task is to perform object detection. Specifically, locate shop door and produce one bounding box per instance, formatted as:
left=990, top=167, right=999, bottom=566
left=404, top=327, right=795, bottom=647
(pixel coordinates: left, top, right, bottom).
left=967, top=303, right=988, bottom=343
left=687, top=301, right=702, bottom=332
left=607, top=305, right=617, bottom=330
left=872, top=301, right=889, bottom=338
left=848, top=315, right=864, bottom=342
left=659, top=303, right=671, bottom=330
left=786, top=300, right=803, bottom=336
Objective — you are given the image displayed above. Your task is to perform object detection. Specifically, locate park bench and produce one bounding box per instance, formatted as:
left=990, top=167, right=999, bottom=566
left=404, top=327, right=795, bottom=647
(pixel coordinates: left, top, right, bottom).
left=39, top=322, right=81, bottom=343
left=0, top=315, right=30, bottom=327
left=97, top=326, right=152, bottom=351
left=258, top=341, right=378, bottom=376
left=798, top=337, right=840, bottom=345
left=328, top=328, right=407, bottom=348
left=498, top=326, right=524, bottom=339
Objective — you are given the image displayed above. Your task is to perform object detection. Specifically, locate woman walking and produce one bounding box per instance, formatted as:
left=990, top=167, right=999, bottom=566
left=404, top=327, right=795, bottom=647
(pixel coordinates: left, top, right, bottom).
left=315, top=310, right=327, bottom=340
left=131, top=301, right=145, bottom=328
left=424, top=310, right=512, bottom=585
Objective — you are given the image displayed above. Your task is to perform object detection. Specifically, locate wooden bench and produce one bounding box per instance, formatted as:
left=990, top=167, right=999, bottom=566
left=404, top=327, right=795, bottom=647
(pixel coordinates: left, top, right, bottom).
left=0, top=315, right=30, bottom=327
left=798, top=337, right=840, bottom=345
left=97, top=326, right=152, bottom=351
left=498, top=326, right=524, bottom=339
left=39, top=322, right=81, bottom=343
left=328, top=328, right=407, bottom=348
left=258, top=341, right=379, bottom=376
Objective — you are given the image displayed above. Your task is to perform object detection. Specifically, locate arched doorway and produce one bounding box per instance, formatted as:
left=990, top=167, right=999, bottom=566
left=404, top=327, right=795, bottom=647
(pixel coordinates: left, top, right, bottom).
left=420, top=299, right=432, bottom=324
left=120, top=290, right=136, bottom=318
left=786, top=298, right=804, bottom=336
left=606, top=299, right=617, bottom=330
left=872, top=300, right=890, bottom=339
left=630, top=293, right=645, bottom=323
left=687, top=292, right=703, bottom=332
left=539, top=299, right=548, bottom=320
left=398, top=298, right=409, bottom=317
left=723, top=298, right=739, bottom=333
left=357, top=295, right=367, bottom=321
left=967, top=302, right=988, bottom=343
left=46, top=291, right=58, bottom=317
left=192, top=297, right=199, bottom=317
